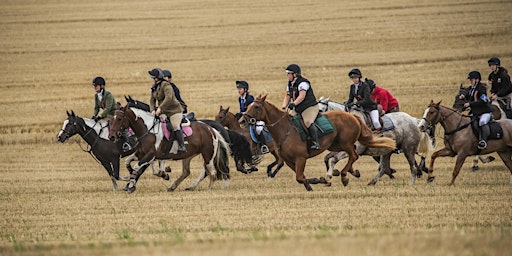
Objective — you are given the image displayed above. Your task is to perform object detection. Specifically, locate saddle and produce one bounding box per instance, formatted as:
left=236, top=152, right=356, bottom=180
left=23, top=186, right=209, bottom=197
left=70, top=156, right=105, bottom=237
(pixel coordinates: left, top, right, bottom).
left=161, top=117, right=193, bottom=140
left=470, top=120, right=503, bottom=140
left=249, top=125, right=273, bottom=144
left=290, top=114, right=335, bottom=141
left=359, top=111, right=395, bottom=132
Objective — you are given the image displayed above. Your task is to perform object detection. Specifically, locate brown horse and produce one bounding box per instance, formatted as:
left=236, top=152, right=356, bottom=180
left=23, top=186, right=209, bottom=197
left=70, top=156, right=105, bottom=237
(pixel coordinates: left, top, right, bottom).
left=239, top=95, right=396, bottom=191
left=215, top=106, right=284, bottom=177
left=109, top=105, right=231, bottom=193
left=419, top=100, right=512, bottom=185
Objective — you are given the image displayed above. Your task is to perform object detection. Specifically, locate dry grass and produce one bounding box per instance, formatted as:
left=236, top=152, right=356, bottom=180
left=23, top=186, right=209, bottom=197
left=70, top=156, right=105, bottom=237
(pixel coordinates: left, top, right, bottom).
left=1, top=0, right=512, bottom=255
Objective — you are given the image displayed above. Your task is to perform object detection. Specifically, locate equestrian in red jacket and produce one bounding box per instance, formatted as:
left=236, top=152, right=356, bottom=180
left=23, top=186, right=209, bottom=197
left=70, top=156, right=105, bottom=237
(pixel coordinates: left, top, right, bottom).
left=368, top=82, right=399, bottom=113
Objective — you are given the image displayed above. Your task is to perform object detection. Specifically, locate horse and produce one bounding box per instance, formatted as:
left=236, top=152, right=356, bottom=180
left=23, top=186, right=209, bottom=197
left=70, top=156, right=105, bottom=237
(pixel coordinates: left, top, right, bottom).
left=57, top=111, right=135, bottom=191
left=239, top=95, right=396, bottom=191
left=215, top=105, right=284, bottom=178
left=419, top=101, right=512, bottom=185
left=317, top=97, right=433, bottom=185
left=109, top=105, right=231, bottom=193
left=124, top=96, right=259, bottom=174
left=452, top=85, right=497, bottom=171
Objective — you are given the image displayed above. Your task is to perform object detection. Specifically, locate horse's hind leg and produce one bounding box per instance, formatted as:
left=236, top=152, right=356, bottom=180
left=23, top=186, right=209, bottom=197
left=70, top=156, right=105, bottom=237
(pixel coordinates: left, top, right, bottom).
left=495, top=151, right=512, bottom=185
left=368, top=153, right=392, bottom=186
left=339, top=149, right=358, bottom=187
left=151, top=160, right=170, bottom=180
left=185, top=167, right=207, bottom=191
left=168, top=158, right=192, bottom=192
left=471, top=156, right=480, bottom=172
left=100, top=160, right=118, bottom=191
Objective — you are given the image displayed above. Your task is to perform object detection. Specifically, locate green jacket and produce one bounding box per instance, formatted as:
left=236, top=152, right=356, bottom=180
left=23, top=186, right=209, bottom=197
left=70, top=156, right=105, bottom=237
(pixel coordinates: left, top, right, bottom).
left=150, top=80, right=183, bottom=116
left=94, top=89, right=117, bottom=117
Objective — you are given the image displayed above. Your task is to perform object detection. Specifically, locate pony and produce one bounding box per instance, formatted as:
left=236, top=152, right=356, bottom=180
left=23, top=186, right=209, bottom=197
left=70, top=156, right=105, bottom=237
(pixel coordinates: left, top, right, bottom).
left=239, top=95, right=396, bottom=191
left=419, top=101, right=512, bottom=185
left=109, top=105, right=231, bottom=193
left=317, top=97, right=433, bottom=185
left=124, top=96, right=259, bottom=174
left=57, top=111, right=135, bottom=191
left=452, top=85, right=498, bottom=171
left=215, top=105, right=284, bottom=178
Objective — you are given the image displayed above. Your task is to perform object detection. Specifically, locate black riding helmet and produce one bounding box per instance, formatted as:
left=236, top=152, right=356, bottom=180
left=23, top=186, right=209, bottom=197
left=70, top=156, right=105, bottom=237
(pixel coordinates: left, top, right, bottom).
left=348, top=68, right=362, bottom=78
left=488, top=57, right=500, bottom=66
left=92, top=77, right=106, bottom=88
left=236, top=80, right=249, bottom=90
left=365, top=78, right=376, bottom=91
left=285, top=64, right=301, bottom=75
left=162, top=69, right=172, bottom=79
left=467, top=71, right=481, bottom=80
left=148, top=68, right=164, bottom=80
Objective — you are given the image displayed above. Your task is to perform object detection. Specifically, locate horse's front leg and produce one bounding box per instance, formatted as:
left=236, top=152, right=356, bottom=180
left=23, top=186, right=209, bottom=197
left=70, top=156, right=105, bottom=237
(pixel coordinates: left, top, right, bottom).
left=292, top=157, right=313, bottom=191
left=124, top=153, right=138, bottom=178
left=450, top=155, right=468, bottom=185
left=126, top=155, right=154, bottom=193
left=428, top=147, right=456, bottom=183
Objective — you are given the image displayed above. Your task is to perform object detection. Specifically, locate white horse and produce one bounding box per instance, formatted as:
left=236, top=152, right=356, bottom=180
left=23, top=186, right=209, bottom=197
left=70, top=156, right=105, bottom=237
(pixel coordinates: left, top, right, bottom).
left=318, top=96, right=434, bottom=185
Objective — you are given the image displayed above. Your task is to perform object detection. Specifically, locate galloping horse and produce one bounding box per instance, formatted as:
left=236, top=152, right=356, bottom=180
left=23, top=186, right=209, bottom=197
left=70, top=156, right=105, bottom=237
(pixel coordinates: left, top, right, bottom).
left=215, top=106, right=284, bottom=178
left=57, top=111, right=134, bottom=191
left=317, top=97, right=433, bottom=185
left=239, top=95, right=396, bottom=191
left=452, top=85, right=497, bottom=171
left=419, top=101, right=512, bottom=185
left=109, top=105, right=231, bottom=193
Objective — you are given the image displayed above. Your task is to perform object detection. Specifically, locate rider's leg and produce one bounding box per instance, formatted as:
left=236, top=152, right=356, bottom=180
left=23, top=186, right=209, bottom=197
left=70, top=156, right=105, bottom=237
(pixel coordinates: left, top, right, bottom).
left=370, top=109, right=381, bottom=130
left=478, top=113, right=491, bottom=149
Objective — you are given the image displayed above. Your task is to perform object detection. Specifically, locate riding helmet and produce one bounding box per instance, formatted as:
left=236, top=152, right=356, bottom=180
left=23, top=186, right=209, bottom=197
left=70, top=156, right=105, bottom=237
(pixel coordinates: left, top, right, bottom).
left=92, top=76, right=106, bottom=87
left=467, top=71, right=481, bottom=80
left=348, top=68, right=362, bottom=78
left=285, top=64, right=301, bottom=74
left=148, top=68, right=164, bottom=80
left=236, top=80, right=249, bottom=90
left=162, top=69, right=172, bottom=79
left=365, top=78, right=376, bottom=91
left=488, top=57, right=500, bottom=66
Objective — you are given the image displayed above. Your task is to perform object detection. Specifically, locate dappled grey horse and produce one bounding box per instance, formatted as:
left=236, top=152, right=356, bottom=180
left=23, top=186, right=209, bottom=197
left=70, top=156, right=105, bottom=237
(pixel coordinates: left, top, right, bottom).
left=318, top=97, right=433, bottom=185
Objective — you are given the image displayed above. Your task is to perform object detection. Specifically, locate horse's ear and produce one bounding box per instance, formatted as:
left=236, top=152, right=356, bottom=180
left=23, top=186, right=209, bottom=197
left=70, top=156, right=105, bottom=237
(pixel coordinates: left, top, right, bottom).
left=459, top=84, right=464, bottom=89
left=66, top=110, right=71, bottom=116
left=219, top=105, right=222, bottom=110
left=125, top=95, right=129, bottom=102
left=261, top=94, right=267, bottom=101
left=71, top=110, right=75, bottom=116
left=436, top=100, right=442, bottom=106
left=226, top=106, right=230, bottom=112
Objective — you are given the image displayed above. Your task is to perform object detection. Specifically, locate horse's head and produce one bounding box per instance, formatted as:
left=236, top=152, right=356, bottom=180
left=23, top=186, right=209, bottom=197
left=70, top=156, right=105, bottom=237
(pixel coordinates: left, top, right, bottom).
left=240, top=95, right=268, bottom=128
left=418, top=100, right=442, bottom=133
left=57, top=111, right=81, bottom=143
left=452, top=84, right=468, bottom=112
left=109, top=106, right=130, bottom=142
left=215, top=105, right=231, bottom=126
left=317, top=96, right=330, bottom=113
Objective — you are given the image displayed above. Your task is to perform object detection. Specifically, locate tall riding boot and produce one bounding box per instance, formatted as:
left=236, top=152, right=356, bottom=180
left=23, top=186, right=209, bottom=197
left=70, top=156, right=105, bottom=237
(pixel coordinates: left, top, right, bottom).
left=175, top=130, right=187, bottom=153
left=308, top=125, right=320, bottom=150
left=259, top=132, right=269, bottom=154
left=478, top=124, right=490, bottom=149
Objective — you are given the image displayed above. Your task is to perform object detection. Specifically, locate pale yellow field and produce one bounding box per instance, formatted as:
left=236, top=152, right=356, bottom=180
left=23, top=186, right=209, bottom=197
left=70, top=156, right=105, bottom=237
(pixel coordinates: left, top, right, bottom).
left=1, top=0, right=512, bottom=255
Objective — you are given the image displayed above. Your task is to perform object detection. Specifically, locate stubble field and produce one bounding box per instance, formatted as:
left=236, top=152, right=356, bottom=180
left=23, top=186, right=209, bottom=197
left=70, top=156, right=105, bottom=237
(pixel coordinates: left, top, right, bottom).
left=1, top=0, right=512, bottom=255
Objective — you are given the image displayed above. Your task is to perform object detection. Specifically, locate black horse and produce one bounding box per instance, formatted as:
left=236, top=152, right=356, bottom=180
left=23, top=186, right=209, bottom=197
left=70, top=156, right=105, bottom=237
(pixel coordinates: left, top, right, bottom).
left=57, top=111, right=136, bottom=191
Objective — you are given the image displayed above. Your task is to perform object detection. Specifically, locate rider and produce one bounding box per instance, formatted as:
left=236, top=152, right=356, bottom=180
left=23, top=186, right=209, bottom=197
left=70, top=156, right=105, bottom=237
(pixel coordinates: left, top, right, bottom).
left=459, top=71, right=493, bottom=149
left=346, top=68, right=382, bottom=131
left=281, top=64, right=320, bottom=150
left=367, top=79, right=400, bottom=114
left=162, top=69, right=188, bottom=114
left=487, top=57, right=512, bottom=118
left=148, top=68, right=187, bottom=154
left=91, top=76, right=132, bottom=151
left=235, top=80, right=268, bottom=154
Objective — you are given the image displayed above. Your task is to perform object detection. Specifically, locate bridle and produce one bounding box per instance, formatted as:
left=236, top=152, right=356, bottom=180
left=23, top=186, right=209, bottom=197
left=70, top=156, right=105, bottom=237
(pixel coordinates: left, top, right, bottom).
left=243, top=99, right=288, bottom=128
left=422, top=104, right=470, bottom=136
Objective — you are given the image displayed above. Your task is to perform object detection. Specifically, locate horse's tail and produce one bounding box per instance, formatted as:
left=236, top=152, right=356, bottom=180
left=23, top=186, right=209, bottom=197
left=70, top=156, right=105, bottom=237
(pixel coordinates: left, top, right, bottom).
left=211, top=128, right=231, bottom=180
left=417, top=130, right=434, bottom=158
left=355, top=115, right=396, bottom=149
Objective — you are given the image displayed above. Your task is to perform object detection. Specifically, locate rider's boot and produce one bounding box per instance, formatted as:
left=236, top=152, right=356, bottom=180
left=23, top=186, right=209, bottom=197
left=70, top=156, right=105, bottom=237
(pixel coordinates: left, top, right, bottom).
left=121, top=131, right=132, bottom=152
left=259, top=132, right=269, bottom=154
left=478, top=123, right=490, bottom=149
left=175, top=130, right=187, bottom=153
left=308, top=125, right=320, bottom=150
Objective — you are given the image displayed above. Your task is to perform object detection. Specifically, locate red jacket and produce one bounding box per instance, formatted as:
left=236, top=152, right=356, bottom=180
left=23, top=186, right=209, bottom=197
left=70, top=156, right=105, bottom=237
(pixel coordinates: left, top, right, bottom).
left=370, top=86, right=399, bottom=113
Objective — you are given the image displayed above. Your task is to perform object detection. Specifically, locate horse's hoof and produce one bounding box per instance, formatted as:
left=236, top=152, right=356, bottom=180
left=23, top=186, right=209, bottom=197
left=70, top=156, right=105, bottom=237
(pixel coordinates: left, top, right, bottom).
left=127, top=186, right=136, bottom=193
left=319, top=176, right=328, bottom=184
left=165, top=166, right=172, bottom=173
left=427, top=176, right=435, bottom=183
left=471, top=166, right=479, bottom=172
left=367, top=181, right=376, bottom=186
left=390, top=168, right=397, bottom=174
left=167, top=187, right=175, bottom=192
left=353, top=170, right=361, bottom=178
left=342, top=178, right=349, bottom=186
left=389, top=174, right=395, bottom=179
left=325, top=181, right=332, bottom=187
left=123, top=183, right=130, bottom=191
left=184, top=187, right=195, bottom=191
left=488, top=156, right=496, bottom=162
left=332, top=169, right=340, bottom=176
left=164, top=174, right=170, bottom=181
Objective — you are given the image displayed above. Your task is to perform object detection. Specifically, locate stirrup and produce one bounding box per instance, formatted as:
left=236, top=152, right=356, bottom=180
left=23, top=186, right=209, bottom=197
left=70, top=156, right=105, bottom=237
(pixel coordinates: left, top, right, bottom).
left=477, top=140, right=487, bottom=150
left=178, top=145, right=187, bottom=153
left=261, top=145, right=269, bottom=154
left=122, top=142, right=132, bottom=151
left=310, top=141, right=320, bottom=150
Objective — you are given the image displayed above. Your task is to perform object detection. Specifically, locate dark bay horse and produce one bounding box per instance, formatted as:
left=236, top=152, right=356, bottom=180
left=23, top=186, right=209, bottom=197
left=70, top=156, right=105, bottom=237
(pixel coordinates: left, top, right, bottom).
left=109, top=106, right=231, bottom=193
left=452, top=85, right=497, bottom=171
left=239, top=95, right=396, bottom=191
left=57, top=111, right=134, bottom=191
left=317, top=97, right=433, bottom=185
left=124, top=96, right=258, bottom=175
left=215, top=106, right=284, bottom=177
left=419, top=101, right=512, bottom=185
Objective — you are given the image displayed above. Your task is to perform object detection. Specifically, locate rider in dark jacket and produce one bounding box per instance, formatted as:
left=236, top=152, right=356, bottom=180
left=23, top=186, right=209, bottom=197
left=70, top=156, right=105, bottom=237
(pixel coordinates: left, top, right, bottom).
left=346, top=68, right=381, bottom=131
left=488, top=57, right=512, bottom=118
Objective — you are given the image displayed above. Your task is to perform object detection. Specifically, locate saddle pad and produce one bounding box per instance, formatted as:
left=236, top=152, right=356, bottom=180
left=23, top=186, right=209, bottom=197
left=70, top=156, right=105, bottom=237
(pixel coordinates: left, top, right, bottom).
left=291, top=115, right=336, bottom=141
left=471, top=120, right=503, bottom=140
left=249, top=125, right=273, bottom=143
left=381, top=115, right=395, bottom=131
left=161, top=122, right=193, bottom=140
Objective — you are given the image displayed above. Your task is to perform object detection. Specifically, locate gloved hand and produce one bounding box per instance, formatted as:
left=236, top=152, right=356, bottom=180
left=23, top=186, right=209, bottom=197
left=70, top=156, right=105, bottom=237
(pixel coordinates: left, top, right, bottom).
left=288, top=102, right=295, bottom=110
left=346, top=102, right=353, bottom=109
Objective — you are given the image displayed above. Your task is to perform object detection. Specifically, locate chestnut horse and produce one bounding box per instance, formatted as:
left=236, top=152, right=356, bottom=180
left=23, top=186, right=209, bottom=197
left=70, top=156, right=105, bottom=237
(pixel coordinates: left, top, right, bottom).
left=109, top=106, right=231, bottom=193
left=215, top=106, right=284, bottom=177
left=239, top=95, right=396, bottom=191
left=419, top=101, right=512, bottom=185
